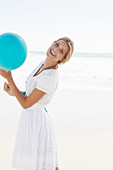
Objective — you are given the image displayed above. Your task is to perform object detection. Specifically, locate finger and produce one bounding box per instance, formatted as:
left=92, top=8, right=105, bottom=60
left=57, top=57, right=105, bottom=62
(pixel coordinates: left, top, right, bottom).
left=7, top=84, right=10, bottom=88
left=5, top=82, right=8, bottom=85
left=3, top=85, right=5, bottom=90
left=4, top=85, right=9, bottom=91
left=4, top=82, right=8, bottom=87
left=5, top=84, right=8, bottom=89
left=4, top=83, right=7, bottom=88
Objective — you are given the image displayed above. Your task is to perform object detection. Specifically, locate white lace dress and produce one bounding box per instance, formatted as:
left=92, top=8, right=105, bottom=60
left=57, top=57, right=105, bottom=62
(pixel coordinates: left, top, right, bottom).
left=11, top=59, right=59, bottom=170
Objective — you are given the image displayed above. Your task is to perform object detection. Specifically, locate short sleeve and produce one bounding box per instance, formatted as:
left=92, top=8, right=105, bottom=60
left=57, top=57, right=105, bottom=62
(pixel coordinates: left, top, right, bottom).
left=35, top=75, right=56, bottom=95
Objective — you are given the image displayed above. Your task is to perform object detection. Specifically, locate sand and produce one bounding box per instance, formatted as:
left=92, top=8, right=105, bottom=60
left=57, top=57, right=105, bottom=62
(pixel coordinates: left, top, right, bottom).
left=0, top=131, right=113, bottom=170
left=0, top=88, right=113, bottom=170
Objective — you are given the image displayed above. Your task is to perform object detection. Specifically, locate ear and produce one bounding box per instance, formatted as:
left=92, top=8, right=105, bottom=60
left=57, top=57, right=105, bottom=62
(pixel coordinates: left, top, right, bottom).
left=61, top=56, right=66, bottom=62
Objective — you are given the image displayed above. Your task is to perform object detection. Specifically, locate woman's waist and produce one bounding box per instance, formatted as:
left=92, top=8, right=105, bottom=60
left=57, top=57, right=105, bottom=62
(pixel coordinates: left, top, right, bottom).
left=22, top=104, right=48, bottom=112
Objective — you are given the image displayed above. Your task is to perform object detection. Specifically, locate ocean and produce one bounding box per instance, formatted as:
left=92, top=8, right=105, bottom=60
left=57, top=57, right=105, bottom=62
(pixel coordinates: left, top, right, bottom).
left=0, top=51, right=113, bottom=91
left=1, top=51, right=112, bottom=92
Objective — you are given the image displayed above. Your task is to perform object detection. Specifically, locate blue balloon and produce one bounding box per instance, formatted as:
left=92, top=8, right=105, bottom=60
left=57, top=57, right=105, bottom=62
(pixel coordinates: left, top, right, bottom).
left=0, top=32, right=27, bottom=71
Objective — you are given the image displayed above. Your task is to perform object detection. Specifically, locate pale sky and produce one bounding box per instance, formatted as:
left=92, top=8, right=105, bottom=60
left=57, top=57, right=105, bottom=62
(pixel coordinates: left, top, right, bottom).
left=0, top=0, right=113, bottom=53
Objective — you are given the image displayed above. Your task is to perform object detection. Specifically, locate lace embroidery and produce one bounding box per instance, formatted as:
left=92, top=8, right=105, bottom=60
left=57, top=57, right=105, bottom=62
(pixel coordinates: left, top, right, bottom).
left=17, top=146, right=55, bottom=156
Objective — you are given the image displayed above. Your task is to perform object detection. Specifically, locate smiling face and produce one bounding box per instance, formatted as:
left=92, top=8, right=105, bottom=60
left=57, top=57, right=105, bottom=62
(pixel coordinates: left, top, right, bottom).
left=46, top=39, right=69, bottom=63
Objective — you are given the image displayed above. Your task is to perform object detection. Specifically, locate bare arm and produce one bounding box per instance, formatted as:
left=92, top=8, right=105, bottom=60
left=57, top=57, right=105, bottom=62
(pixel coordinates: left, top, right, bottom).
left=24, top=88, right=46, bottom=109
left=1, top=69, right=47, bottom=109
left=7, top=76, right=26, bottom=109
left=7, top=77, right=46, bottom=109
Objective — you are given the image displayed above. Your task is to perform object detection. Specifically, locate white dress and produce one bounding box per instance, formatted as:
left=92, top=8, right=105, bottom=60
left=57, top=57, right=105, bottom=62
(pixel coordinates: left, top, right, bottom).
left=11, top=59, right=59, bottom=170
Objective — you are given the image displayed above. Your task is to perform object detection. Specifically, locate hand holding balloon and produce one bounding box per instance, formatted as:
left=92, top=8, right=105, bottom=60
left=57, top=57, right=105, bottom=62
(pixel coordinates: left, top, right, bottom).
left=0, top=68, right=12, bottom=80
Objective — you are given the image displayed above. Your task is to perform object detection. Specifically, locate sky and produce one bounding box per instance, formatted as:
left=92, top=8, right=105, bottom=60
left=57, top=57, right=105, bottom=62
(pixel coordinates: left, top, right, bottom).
left=0, top=0, right=113, bottom=53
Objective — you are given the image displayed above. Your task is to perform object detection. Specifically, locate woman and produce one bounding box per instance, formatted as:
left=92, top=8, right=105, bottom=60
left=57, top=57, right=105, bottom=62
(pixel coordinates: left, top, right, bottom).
left=0, top=37, right=74, bottom=170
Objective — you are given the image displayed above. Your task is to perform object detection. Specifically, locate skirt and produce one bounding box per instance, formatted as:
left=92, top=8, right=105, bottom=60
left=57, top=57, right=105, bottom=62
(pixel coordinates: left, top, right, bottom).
left=11, top=107, right=59, bottom=170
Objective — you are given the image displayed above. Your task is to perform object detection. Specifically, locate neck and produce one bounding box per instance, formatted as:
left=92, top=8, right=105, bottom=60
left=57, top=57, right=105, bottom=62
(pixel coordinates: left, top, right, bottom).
left=43, top=58, right=58, bottom=70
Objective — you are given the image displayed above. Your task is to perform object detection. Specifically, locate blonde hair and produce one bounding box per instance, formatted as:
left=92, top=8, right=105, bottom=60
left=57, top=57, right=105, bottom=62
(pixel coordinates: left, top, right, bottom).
left=54, top=37, right=74, bottom=66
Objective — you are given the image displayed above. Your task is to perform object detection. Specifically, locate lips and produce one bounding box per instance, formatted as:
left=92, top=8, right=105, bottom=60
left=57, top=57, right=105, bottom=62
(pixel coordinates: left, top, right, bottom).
left=50, top=49, right=54, bottom=56
left=50, top=49, right=56, bottom=56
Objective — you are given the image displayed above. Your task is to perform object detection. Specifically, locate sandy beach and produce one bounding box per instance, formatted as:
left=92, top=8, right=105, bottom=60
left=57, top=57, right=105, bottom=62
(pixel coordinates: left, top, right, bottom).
left=0, top=88, right=113, bottom=170
left=0, top=130, right=113, bottom=170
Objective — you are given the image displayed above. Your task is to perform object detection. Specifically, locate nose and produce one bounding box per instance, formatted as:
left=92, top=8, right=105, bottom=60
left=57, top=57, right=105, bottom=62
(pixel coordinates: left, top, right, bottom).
left=54, top=47, right=59, bottom=53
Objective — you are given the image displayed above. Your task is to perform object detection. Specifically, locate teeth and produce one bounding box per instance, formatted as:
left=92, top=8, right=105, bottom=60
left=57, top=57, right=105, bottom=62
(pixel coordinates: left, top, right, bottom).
left=51, top=49, right=55, bottom=56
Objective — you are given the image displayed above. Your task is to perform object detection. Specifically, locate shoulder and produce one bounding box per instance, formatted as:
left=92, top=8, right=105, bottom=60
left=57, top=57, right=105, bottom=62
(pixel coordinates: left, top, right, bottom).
left=35, top=69, right=59, bottom=90
left=41, top=69, right=59, bottom=83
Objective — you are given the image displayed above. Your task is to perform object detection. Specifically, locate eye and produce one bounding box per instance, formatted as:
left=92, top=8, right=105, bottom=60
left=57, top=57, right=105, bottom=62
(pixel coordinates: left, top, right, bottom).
left=60, top=49, right=63, bottom=53
left=56, top=42, right=59, bottom=47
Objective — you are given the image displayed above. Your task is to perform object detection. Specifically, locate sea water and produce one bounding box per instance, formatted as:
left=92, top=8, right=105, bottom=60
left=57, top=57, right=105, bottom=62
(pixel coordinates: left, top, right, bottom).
left=0, top=52, right=113, bottom=91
